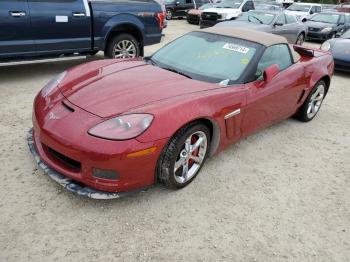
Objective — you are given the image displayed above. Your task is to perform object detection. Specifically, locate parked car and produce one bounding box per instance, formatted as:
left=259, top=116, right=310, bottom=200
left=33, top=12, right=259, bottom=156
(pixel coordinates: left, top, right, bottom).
left=321, top=29, right=350, bottom=72
left=216, top=10, right=307, bottom=44
left=187, top=3, right=217, bottom=24
left=275, top=0, right=294, bottom=8
left=28, top=28, right=333, bottom=199
left=200, top=0, right=255, bottom=28
left=305, top=12, right=350, bottom=41
left=164, top=0, right=211, bottom=20
left=0, top=0, right=165, bottom=61
left=285, top=2, right=322, bottom=22
left=336, top=3, right=350, bottom=13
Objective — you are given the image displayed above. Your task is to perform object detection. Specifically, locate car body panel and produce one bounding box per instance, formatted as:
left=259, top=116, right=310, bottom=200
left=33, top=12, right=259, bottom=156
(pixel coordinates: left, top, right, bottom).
left=326, top=37, right=350, bottom=72
left=31, top=41, right=334, bottom=196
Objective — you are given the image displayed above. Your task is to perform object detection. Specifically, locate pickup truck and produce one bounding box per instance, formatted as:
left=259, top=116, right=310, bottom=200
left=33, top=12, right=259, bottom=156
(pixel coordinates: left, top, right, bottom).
left=0, top=0, right=165, bottom=62
left=200, top=0, right=255, bottom=28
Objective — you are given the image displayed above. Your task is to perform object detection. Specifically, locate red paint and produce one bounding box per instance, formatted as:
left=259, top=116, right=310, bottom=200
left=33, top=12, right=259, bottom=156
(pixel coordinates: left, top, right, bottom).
left=32, top=47, right=333, bottom=193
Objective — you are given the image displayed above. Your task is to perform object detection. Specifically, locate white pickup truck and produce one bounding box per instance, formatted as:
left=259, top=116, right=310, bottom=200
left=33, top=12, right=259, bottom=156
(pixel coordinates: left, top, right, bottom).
left=285, top=2, right=322, bottom=22
left=199, top=0, right=255, bottom=28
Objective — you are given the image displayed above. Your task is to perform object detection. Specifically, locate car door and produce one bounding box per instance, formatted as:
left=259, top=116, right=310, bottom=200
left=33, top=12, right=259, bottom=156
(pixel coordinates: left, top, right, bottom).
left=0, top=0, right=35, bottom=58
left=284, top=14, right=301, bottom=43
left=272, top=14, right=289, bottom=40
left=174, top=0, right=188, bottom=16
left=241, top=44, right=306, bottom=136
left=27, top=0, right=91, bottom=54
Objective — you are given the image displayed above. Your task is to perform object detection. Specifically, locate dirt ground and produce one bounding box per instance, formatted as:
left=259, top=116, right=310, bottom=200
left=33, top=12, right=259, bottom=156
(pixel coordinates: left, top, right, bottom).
left=0, top=20, right=349, bottom=262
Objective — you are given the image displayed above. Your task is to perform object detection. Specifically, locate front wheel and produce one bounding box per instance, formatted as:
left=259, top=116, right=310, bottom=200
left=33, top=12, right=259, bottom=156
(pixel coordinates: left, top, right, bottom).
left=295, top=80, right=326, bottom=122
left=105, top=33, right=140, bottom=59
left=166, top=9, right=173, bottom=20
left=157, top=123, right=210, bottom=189
left=295, top=33, right=305, bottom=45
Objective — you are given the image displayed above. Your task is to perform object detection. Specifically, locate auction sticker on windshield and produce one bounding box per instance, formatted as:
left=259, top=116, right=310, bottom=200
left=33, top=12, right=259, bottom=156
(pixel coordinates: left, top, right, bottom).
left=223, top=43, right=250, bottom=54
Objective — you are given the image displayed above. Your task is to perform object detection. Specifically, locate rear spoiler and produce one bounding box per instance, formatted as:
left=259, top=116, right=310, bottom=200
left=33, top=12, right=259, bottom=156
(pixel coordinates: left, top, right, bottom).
left=293, top=45, right=315, bottom=57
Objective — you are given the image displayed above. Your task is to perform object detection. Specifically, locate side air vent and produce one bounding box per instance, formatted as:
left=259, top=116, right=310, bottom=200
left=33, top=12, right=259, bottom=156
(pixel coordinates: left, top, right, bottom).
left=62, top=101, right=75, bottom=112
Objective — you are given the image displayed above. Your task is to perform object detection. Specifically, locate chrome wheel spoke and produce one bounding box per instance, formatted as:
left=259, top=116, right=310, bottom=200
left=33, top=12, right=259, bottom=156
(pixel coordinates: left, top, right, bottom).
left=191, top=136, right=204, bottom=153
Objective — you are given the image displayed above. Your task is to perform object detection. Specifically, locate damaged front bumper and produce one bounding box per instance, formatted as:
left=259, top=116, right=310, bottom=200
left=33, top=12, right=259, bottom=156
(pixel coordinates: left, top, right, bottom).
left=27, top=128, right=148, bottom=199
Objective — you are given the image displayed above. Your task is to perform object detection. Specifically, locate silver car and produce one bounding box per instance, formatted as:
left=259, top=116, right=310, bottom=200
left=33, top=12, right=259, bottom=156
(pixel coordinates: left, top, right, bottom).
left=215, top=10, right=308, bottom=45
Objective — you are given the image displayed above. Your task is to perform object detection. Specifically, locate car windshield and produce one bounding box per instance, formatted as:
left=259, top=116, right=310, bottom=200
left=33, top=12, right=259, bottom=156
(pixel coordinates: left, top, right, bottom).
left=287, top=4, right=311, bottom=12
left=237, top=11, right=276, bottom=24
left=150, top=32, right=260, bottom=84
left=309, top=14, right=339, bottom=24
left=341, top=29, right=350, bottom=39
left=216, top=0, right=243, bottom=9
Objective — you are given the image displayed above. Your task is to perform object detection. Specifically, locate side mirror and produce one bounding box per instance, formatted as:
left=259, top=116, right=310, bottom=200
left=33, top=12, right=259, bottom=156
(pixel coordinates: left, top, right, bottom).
left=263, top=64, right=280, bottom=83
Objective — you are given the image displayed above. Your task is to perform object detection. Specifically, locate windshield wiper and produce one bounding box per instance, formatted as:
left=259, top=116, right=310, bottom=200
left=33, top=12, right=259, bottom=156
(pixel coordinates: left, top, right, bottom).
left=162, top=67, right=192, bottom=79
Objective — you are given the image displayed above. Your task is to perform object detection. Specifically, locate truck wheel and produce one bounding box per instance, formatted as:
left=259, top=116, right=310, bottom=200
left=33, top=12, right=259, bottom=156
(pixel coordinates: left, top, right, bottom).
left=166, top=9, right=173, bottom=20
left=105, top=34, right=140, bottom=59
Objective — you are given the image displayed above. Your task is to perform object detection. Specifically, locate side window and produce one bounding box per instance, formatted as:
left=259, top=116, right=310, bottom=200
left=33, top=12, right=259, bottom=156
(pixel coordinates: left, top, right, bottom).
left=256, top=44, right=292, bottom=79
left=242, top=1, right=254, bottom=12
left=275, top=14, right=285, bottom=25
left=286, top=14, right=297, bottom=24
left=310, top=6, right=316, bottom=14
left=339, top=15, right=345, bottom=24
left=185, top=0, right=192, bottom=4
left=346, top=15, right=350, bottom=24
left=315, top=6, right=322, bottom=13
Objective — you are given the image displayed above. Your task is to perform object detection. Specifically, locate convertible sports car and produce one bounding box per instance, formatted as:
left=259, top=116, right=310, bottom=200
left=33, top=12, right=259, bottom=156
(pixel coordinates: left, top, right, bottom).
left=28, top=28, right=334, bottom=199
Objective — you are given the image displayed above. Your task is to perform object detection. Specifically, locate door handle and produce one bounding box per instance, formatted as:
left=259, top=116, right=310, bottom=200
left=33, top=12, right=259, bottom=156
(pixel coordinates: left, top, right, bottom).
left=10, top=11, right=26, bottom=17
left=72, top=12, right=86, bottom=17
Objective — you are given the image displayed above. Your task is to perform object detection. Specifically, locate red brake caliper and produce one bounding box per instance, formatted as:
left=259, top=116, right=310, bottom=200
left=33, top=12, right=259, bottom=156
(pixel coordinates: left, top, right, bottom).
left=188, top=135, right=199, bottom=167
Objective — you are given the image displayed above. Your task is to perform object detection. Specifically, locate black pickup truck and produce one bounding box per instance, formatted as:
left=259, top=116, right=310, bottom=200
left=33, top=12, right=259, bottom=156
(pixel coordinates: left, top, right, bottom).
left=0, top=0, right=165, bottom=61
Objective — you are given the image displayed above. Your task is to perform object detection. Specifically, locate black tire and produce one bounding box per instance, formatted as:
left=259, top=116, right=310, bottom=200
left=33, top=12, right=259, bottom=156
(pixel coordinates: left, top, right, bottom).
left=105, top=33, right=140, bottom=59
left=157, top=122, right=211, bottom=189
left=166, top=9, right=173, bottom=20
left=295, top=33, right=305, bottom=45
left=295, top=80, right=327, bottom=122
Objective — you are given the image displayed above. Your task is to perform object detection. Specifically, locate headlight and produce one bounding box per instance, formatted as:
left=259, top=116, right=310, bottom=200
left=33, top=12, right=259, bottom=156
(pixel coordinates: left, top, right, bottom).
left=320, top=41, right=331, bottom=51
left=41, top=71, right=67, bottom=97
left=88, top=114, right=154, bottom=140
left=321, top=27, right=332, bottom=33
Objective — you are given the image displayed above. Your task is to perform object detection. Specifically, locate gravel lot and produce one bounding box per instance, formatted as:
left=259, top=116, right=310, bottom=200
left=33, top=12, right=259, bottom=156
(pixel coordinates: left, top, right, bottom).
left=0, top=20, right=349, bottom=262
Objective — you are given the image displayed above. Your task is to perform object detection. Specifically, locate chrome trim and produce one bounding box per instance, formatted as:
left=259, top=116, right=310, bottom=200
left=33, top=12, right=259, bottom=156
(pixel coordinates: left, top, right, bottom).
left=82, top=0, right=91, bottom=17
left=224, top=109, right=241, bottom=119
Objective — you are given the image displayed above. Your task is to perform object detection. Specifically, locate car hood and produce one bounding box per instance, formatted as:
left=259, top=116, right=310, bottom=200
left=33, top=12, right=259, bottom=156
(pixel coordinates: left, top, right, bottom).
left=59, top=60, right=217, bottom=118
left=330, top=39, right=350, bottom=60
left=216, top=21, right=271, bottom=31
left=305, top=21, right=335, bottom=29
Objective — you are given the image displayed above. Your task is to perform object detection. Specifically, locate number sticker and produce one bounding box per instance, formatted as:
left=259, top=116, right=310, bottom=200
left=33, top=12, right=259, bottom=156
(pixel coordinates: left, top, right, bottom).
left=222, top=43, right=250, bottom=54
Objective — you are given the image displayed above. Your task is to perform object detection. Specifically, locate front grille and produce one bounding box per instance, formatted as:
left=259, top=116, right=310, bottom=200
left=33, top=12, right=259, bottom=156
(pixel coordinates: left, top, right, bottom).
left=201, top=12, right=220, bottom=21
left=46, top=145, right=81, bottom=170
left=308, top=27, right=321, bottom=32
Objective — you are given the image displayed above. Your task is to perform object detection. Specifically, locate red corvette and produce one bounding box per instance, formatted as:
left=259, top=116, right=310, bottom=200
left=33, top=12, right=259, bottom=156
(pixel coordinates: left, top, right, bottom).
left=28, top=28, right=334, bottom=199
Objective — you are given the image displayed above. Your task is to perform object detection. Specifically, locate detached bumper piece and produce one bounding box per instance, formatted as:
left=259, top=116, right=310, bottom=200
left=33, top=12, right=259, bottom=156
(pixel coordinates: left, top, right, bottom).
left=27, top=128, right=146, bottom=199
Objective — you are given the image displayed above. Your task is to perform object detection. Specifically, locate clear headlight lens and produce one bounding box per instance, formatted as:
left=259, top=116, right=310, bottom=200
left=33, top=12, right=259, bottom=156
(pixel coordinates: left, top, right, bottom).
left=321, top=27, right=332, bottom=33
left=41, top=71, right=67, bottom=97
left=321, top=41, right=331, bottom=51
left=88, top=114, right=154, bottom=140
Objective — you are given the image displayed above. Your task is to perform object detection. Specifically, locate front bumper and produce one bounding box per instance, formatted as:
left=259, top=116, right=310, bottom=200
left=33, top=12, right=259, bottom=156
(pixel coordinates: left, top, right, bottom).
left=306, top=31, right=332, bottom=41
left=334, top=58, right=350, bottom=73
left=27, top=129, right=150, bottom=199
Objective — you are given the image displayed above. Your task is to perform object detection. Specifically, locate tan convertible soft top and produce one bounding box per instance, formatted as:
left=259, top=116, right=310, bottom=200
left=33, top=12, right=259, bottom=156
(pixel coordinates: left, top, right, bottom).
left=198, top=27, right=300, bottom=63
left=199, top=27, right=288, bottom=46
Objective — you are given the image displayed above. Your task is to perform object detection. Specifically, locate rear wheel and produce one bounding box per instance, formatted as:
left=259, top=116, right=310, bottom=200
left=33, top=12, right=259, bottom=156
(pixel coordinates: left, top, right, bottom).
left=295, top=80, right=326, bottom=122
left=105, top=33, right=140, bottom=59
left=157, top=123, right=210, bottom=189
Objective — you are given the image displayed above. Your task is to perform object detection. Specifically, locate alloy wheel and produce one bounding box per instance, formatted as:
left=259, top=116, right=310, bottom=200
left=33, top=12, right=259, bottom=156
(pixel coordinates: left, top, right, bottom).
left=307, top=84, right=325, bottom=119
left=113, top=40, right=137, bottom=59
left=174, top=131, right=208, bottom=184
